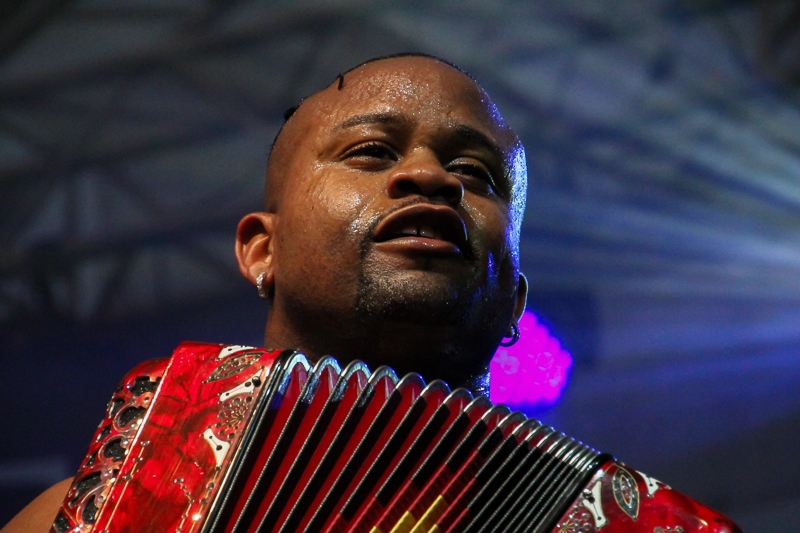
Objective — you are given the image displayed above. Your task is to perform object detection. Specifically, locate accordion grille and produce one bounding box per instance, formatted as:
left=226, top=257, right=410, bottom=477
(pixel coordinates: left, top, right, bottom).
left=203, top=351, right=606, bottom=533
left=462, top=431, right=603, bottom=533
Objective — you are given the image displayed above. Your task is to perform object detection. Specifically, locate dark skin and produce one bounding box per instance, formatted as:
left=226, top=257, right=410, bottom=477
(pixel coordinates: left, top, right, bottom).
left=237, top=56, right=528, bottom=386
left=2, top=56, right=528, bottom=532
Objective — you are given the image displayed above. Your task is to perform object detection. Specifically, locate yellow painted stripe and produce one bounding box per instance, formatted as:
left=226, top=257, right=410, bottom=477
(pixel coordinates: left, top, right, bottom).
left=369, top=527, right=383, bottom=533
left=409, top=496, right=449, bottom=533
left=388, top=510, right=417, bottom=533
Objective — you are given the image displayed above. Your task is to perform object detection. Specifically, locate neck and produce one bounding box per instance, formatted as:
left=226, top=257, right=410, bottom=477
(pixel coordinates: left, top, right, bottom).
left=263, top=308, right=497, bottom=390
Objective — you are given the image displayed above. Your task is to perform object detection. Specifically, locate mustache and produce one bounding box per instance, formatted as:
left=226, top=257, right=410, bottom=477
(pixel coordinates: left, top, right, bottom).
left=361, top=198, right=476, bottom=260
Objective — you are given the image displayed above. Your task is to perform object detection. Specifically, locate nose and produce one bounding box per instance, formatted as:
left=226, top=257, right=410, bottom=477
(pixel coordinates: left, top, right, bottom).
left=386, top=150, right=464, bottom=206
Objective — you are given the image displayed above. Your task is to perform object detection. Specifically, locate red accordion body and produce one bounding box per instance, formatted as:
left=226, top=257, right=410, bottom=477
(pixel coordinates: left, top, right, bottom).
left=52, top=342, right=742, bottom=533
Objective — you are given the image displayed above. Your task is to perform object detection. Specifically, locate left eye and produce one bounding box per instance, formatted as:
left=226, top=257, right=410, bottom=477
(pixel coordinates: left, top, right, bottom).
left=448, top=160, right=496, bottom=191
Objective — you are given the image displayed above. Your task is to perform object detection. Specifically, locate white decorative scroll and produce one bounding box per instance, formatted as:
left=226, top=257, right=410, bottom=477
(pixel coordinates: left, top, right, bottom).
left=581, top=479, right=608, bottom=529
left=202, top=428, right=230, bottom=467
left=220, top=370, right=263, bottom=401
left=218, top=345, right=255, bottom=359
left=637, top=470, right=667, bottom=497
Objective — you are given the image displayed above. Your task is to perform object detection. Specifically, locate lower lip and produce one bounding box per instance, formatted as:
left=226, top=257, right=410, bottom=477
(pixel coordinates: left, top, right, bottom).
left=373, top=236, right=463, bottom=256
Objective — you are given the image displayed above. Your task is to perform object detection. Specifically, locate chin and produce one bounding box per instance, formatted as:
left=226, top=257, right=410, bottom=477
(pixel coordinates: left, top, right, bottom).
left=356, top=264, right=493, bottom=324
left=355, top=274, right=469, bottom=325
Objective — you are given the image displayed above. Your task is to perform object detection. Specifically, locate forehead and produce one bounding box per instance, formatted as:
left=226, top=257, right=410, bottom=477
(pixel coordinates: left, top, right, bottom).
left=295, top=57, right=518, bottom=152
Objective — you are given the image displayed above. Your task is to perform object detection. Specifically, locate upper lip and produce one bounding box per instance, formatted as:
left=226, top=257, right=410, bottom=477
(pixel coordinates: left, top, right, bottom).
left=372, top=203, right=469, bottom=251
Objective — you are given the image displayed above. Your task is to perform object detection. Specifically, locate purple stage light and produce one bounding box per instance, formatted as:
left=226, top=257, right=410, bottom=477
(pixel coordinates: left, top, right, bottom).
left=489, top=310, right=572, bottom=409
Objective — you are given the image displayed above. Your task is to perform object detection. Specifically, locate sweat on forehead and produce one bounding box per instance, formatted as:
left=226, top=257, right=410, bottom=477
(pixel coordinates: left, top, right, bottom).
left=264, top=55, right=526, bottom=215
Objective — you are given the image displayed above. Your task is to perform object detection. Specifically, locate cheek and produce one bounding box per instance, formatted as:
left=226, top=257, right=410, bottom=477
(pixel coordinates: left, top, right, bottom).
left=310, top=171, right=370, bottom=234
left=281, top=167, right=373, bottom=263
left=464, top=200, right=518, bottom=281
left=273, top=170, right=374, bottom=305
left=465, top=200, right=514, bottom=254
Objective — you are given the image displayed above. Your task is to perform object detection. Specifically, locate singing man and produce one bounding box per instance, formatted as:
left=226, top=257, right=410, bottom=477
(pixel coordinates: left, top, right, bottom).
left=2, top=53, right=528, bottom=532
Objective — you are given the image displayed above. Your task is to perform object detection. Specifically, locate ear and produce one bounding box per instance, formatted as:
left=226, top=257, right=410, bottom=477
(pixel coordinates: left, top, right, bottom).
left=235, top=212, right=277, bottom=296
left=512, top=272, right=528, bottom=324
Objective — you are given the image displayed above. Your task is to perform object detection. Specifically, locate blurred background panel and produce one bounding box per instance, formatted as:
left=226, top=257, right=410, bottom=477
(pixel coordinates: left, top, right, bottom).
left=2, top=0, right=799, bottom=530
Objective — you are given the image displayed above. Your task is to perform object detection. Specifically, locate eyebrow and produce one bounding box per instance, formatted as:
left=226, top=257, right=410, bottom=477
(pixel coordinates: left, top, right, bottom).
left=452, top=124, right=505, bottom=160
left=334, top=112, right=411, bottom=130
left=334, top=111, right=508, bottom=169
left=336, top=114, right=505, bottom=154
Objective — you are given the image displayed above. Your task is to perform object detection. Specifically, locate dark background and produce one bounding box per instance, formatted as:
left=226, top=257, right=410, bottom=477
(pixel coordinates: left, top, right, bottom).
left=2, top=1, right=800, bottom=530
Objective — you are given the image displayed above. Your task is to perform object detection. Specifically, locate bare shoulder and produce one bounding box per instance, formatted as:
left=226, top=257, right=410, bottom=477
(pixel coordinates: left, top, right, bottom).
left=0, top=478, right=72, bottom=533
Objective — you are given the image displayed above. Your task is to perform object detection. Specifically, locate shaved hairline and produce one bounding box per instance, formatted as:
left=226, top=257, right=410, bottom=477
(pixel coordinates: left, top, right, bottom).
left=272, top=53, right=474, bottom=154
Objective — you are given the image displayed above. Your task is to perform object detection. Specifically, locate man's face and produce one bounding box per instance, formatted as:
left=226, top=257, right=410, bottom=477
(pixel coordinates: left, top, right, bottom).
left=264, top=56, right=526, bottom=369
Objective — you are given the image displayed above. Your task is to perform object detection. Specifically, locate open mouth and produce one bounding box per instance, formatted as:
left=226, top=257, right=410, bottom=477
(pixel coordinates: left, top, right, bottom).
left=372, top=204, right=469, bottom=255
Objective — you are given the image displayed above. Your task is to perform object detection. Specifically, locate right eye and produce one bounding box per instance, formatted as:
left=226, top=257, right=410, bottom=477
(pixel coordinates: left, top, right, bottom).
left=342, top=142, right=397, bottom=169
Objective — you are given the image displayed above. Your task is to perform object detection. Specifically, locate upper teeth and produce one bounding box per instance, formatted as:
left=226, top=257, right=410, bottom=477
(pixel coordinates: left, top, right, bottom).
left=400, top=225, right=443, bottom=240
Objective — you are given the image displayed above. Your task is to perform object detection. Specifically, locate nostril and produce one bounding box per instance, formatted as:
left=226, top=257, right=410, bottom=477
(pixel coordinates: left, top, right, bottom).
left=388, top=175, right=463, bottom=206
left=394, top=179, right=421, bottom=196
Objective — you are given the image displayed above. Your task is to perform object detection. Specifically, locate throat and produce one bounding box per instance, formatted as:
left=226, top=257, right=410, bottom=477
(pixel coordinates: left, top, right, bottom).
left=273, top=318, right=488, bottom=390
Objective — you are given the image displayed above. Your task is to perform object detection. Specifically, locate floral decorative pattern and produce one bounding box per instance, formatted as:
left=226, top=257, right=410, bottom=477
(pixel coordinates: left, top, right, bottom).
left=558, top=507, right=595, bottom=533
left=612, top=466, right=640, bottom=519
left=216, top=395, right=251, bottom=437
left=203, top=351, right=262, bottom=382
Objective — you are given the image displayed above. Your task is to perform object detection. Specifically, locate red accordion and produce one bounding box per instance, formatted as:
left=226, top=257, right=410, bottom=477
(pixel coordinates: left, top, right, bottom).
left=52, top=342, right=742, bottom=533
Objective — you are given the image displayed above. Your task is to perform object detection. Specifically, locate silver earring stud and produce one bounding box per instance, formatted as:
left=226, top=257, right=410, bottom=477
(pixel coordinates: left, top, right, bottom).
left=256, top=272, right=268, bottom=299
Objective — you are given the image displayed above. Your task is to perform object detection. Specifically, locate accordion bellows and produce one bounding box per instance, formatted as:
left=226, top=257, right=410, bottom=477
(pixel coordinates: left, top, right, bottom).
left=52, top=342, right=742, bottom=533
